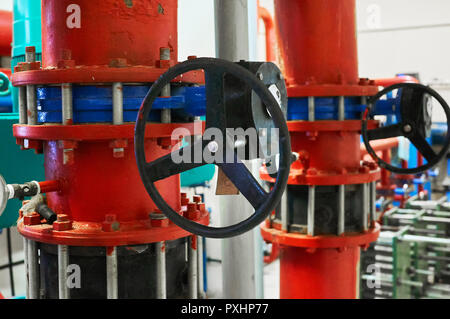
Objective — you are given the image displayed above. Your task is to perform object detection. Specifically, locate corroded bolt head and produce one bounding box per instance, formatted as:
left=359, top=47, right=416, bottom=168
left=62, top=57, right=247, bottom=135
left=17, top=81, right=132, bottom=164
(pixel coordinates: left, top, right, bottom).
left=193, top=196, right=202, bottom=203
left=57, top=214, right=69, bottom=222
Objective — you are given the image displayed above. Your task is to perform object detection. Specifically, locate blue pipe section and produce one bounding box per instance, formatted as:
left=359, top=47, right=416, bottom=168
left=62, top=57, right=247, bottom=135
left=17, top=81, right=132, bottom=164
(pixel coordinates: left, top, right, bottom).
left=36, top=85, right=207, bottom=124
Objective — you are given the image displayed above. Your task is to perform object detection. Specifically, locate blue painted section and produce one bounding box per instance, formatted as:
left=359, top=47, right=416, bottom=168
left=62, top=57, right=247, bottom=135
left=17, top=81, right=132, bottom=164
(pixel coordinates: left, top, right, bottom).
left=36, top=85, right=207, bottom=124
left=431, top=122, right=448, bottom=146
left=0, top=96, right=12, bottom=113
left=36, top=83, right=213, bottom=185
left=173, top=86, right=207, bottom=117
left=287, top=97, right=366, bottom=121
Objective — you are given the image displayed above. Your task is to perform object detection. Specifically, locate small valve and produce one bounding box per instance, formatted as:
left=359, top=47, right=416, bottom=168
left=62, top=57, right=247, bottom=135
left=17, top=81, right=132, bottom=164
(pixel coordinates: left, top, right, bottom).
left=0, top=174, right=44, bottom=216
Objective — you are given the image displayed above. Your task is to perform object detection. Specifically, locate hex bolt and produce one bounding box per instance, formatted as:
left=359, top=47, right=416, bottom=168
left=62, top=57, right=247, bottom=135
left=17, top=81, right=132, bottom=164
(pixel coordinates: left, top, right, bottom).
left=193, top=195, right=202, bottom=203
left=61, top=83, right=73, bottom=125
left=160, top=47, right=171, bottom=61
left=27, top=239, right=39, bottom=299
left=18, top=86, right=27, bottom=124
left=307, top=186, right=315, bottom=236
left=308, top=97, right=315, bottom=121
left=63, top=149, right=74, bottom=165
left=338, top=96, right=345, bottom=121
left=156, top=241, right=167, bottom=299
left=58, top=245, right=70, bottom=299
left=25, top=46, right=36, bottom=63
left=159, top=48, right=171, bottom=123
left=106, top=247, right=118, bottom=299
left=188, top=236, right=198, bottom=299
left=25, top=47, right=37, bottom=125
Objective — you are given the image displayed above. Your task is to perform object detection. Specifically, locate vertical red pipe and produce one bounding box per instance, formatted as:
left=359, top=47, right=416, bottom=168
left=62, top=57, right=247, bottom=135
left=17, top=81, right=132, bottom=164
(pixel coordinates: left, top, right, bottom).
left=0, top=10, right=12, bottom=57
left=42, top=0, right=178, bottom=68
left=272, top=0, right=372, bottom=299
left=274, top=0, right=359, bottom=87
left=280, top=246, right=361, bottom=299
left=258, top=5, right=277, bottom=62
left=381, top=150, right=391, bottom=187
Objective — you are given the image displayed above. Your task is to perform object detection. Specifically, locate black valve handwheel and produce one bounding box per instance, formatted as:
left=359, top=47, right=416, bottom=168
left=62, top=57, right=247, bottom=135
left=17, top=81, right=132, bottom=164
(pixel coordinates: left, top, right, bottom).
left=135, top=58, right=291, bottom=238
left=362, top=83, right=450, bottom=175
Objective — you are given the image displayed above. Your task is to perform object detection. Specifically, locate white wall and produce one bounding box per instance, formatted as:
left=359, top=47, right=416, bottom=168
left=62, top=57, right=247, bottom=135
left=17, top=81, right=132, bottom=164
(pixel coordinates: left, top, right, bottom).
left=357, top=0, right=450, bottom=83
left=356, top=0, right=450, bottom=121
left=178, top=0, right=216, bottom=60
left=0, top=1, right=12, bottom=11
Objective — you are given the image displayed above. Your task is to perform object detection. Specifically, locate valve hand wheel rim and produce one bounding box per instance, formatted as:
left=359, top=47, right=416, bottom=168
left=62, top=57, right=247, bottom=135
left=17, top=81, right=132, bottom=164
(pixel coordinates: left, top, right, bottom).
left=135, top=58, right=291, bottom=238
left=362, top=83, right=450, bottom=175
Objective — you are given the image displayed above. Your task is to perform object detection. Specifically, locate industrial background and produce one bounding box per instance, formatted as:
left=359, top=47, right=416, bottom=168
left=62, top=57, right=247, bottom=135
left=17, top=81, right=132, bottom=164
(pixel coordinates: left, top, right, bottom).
left=0, top=0, right=449, bottom=299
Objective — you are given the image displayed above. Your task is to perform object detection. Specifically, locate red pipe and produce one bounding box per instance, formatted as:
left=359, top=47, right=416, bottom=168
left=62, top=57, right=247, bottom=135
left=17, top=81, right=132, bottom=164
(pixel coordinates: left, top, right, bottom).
left=274, top=0, right=359, bottom=88
left=0, top=10, right=12, bottom=57
left=263, top=0, right=380, bottom=300
left=38, top=180, right=60, bottom=194
left=42, top=0, right=178, bottom=68
left=264, top=242, right=279, bottom=264
left=0, top=68, right=11, bottom=78
left=360, top=137, right=399, bottom=157
left=257, top=4, right=277, bottom=62
left=361, top=138, right=399, bottom=188
left=280, top=246, right=360, bottom=299
left=373, top=75, right=419, bottom=87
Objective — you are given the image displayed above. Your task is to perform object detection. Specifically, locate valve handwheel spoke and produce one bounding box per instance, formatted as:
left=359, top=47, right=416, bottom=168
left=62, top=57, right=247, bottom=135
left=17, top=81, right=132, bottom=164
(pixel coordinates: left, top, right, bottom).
left=204, top=68, right=227, bottom=131
left=366, top=123, right=404, bottom=141
left=144, top=139, right=207, bottom=182
left=362, top=83, right=450, bottom=174
left=409, top=133, right=437, bottom=163
left=217, top=154, right=268, bottom=210
left=135, top=58, right=291, bottom=238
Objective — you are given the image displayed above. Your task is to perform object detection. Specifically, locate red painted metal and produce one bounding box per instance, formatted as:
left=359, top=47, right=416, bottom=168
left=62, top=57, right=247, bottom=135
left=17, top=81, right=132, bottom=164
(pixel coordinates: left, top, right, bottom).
left=14, top=0, right=208, bottom=248
left=260, top=164, right=380, bottom=186
left=45, top=139, right=181, bottom=223
left=261, top=120, right=381, bottom=186
left=42, top=0, right=177, bottom=68
left=17, top=209, right=209, bottom=247
left=257, top=3, right=276, bottom=63
left=361, top=138, right=399, bottom=191
left=12, top=65, right=204, bottom=86
left=262, top=0, right=381, bottom=299
left=261, top=221, right=380, bottom=249
left=38, top=180, right=60, bottom=194
left=287, top=83, right=378, bottom=98
left=264, top=242, right=280, bottom=264
left=373, top=75, right=419, bottom=87
left=13, top=122, right=203, bottom=142
left=0, top=10, right=12, bottom=57
left=0, top=68, right=11, bottom=78
left=279, top=246, right=361, bottom=299
left=12, top=0, right=204, bottom=86
left=16, top=130, right=210, bottom=246
left=287, top=119, right=378, bottom=132
left=360, top=138, right=399, bottom=158
left=274, top=0, right=377, bottom=97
